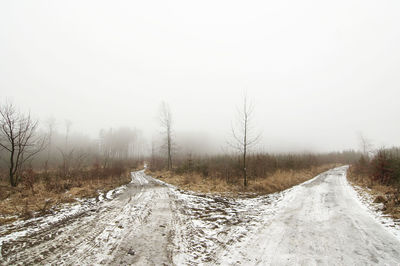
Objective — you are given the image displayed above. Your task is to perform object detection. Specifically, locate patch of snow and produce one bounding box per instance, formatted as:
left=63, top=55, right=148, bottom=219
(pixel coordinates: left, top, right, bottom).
left=350, top=183, right=400, bottom=241
left=170, top=185, right=288, bottom=264
left=131, top=170, right=149, bottom=185
left=0, top=199, right=96, bottom=256
left=106, top=190, right=114, bottom=200
left=0, top=173, right=132, bottom=260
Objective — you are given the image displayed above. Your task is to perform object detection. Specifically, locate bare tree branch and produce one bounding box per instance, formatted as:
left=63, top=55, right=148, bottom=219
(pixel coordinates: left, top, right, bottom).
left=0, top=101, right=47, bottom=186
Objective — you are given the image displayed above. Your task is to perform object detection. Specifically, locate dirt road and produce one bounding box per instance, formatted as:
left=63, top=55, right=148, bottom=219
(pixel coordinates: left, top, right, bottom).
left=1, top=166, right=399, bottom=265
left=0, top=170, right=178, bottom=265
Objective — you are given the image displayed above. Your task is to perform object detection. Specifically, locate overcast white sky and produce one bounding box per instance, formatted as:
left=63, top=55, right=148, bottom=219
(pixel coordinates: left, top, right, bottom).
left=1, top=0, right=399, bottom=152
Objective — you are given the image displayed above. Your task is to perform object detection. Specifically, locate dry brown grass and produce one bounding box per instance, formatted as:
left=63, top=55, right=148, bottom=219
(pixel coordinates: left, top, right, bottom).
left=0, top=173, right=131, bottom=225
left=246, top=165, right=336, bottom=193
left=347, top=167, right=400, bottom=220
left=148, top=164, right=336, bottom=195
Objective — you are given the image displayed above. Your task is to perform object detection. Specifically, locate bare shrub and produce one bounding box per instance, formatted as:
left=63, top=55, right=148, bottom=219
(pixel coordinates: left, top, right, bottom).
left=22, top=168, right=36, bottom=195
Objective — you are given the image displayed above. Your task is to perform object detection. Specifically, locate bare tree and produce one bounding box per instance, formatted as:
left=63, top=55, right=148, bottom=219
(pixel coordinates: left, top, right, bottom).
left=0, top=102, right=46, bottom=187
left=358, top=132, right=373, bottom=156
left=58, top=147, right=74, bottom=178
left=65, top=119, right=72, bottom=150
left=151, top=137, right=157, bottom=168
left=230, top=93, right=261, bottom=187
left=45, top=116, right=56, bottom=167
left=159, top=102, right=173, bottom=170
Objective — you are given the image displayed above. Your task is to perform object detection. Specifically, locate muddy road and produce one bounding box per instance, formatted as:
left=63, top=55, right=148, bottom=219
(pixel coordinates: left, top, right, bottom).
left=0, top=170, right=179, bottom=265
left=1, top=167, right=400, bottom=265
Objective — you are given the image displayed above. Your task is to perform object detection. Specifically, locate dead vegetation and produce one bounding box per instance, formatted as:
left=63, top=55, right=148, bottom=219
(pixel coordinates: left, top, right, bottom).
left=148, top=150, right=359, bottom=195
left=347, top=148, right=400, bottom=220
left=0, top=102, right=145, bottom=226
left=347, top=166, right=400, bottom=220
left=0, top=166, right=132, bottom=225
left=148, top=164, right=336, bottom=195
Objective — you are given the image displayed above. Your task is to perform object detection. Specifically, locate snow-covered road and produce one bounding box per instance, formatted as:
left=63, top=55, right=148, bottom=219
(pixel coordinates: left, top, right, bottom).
left=1, top=166, right=399, bottom=265
left=219, top=166, right=400, bottom=265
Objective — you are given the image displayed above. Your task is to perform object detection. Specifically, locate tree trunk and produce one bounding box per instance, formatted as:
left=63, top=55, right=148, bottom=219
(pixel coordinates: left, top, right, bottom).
left=9, top=169, right=16, bottom=187
left=243, top=113, right=248, bottom=187
left=9, top=147, right=17, bottom=187
left=243, top=155, right=247, bottom=186
left=167, top=130, right=172, bottom=170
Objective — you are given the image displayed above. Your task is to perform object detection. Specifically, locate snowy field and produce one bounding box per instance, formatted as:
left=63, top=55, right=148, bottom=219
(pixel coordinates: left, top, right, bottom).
left=1, top=166, right=399, bottom=265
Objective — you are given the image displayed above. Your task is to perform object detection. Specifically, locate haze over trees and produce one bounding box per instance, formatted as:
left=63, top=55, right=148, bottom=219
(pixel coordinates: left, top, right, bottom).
left=0, top=101, right=146, bottom=188
left=358, top=132, right=374, bottom=157
left=0, top=98, right=365, bottom=190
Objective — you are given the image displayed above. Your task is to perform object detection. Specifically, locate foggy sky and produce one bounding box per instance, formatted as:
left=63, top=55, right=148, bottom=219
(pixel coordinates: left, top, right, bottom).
left=1, top=0, right=399, bottom=153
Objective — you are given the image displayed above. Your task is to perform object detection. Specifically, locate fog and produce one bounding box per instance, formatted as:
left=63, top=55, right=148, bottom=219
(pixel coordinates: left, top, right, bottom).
left=1, top=0, right=400, bottom=153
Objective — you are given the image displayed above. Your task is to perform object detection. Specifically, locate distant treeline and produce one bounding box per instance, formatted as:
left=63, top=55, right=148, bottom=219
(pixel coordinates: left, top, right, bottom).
left=150, top=150, right=361, bottom=183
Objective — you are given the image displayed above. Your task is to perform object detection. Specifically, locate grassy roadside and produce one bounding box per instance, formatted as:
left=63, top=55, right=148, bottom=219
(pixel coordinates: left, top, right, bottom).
left=0, top=170, right=132, bottom=226
left=147, top=164, right=337, bottom=195
left=347, top=166, right=400, bottom=220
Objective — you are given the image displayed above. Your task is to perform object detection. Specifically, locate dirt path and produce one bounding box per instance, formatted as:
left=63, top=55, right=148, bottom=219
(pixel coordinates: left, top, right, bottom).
left=1, top=167, right=400, bottom=265
left=0, top=170, right=177, bottom=265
